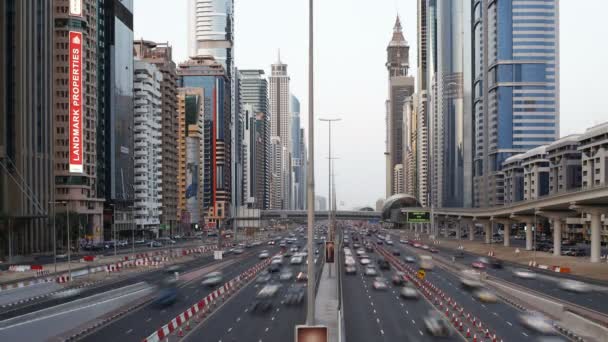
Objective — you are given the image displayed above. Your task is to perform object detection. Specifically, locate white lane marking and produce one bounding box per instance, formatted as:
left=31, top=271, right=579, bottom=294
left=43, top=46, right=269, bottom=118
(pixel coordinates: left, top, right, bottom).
left=493, top=312, right=498, bottom=316
left=228, top=327, right=233, bottom=332
left=265, top=327, right=269, bottom=332
left=376, top=318, right=380, bottom=324
left=412, top=320, right=416, bottom=324
left=160, top=309, right=166, bottom=313
left=370, top=302, right=374, bottom=306
left=271, top=316, right=275, bottom=321
left=481, top=304, right=486, bottom=308
left=406, top=310, right=409, bottom=315
left=146, top=317, right=152, bottom=322
left=244, top=308, right=249, bottom=312
left=522, top=332, right=528, bottom=337
left=380, top=329, right=384, bottom=335
left=276, top=308, right=280, bottom=312
left=373, top=309, right=377, bottom=314
left=126, top=329, right=133, bottom=334
left=236, top=317, right=241, bottom=322
left=419, top=330, right=423, bottom=336
left=507, top=321, right=512, bottom=326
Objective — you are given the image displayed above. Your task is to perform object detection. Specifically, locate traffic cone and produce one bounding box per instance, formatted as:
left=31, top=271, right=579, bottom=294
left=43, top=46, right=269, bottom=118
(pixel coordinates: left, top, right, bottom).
left=492, top=334, right=497, bottom=342
left=485, top=329, right=490, bottom=337
left=459, top=322, right=463, bottom=331
left=185, top=322, right=191, bottom=331
left=466, top=328, right=471, bottom=337
left=472, top=334, right=477, bottom=342
left=178, top=328, right=184, bottom=337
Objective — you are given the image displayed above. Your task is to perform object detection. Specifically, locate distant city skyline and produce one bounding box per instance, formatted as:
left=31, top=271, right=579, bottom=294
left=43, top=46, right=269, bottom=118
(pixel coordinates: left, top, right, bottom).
left=134, top=0, right=608, bottom=209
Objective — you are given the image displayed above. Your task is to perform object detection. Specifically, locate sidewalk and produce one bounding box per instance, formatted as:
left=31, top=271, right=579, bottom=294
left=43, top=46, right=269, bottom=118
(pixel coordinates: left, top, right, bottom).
left=421, top=235, right=608, bottom=281
left=314, top=263, right=339, bottom=342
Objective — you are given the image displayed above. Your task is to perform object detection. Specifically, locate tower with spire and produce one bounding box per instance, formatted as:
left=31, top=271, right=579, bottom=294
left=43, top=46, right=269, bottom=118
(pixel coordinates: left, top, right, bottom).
left=385, top=15, right=415, bottom=199
left=386, top=16, right=410, bottom=77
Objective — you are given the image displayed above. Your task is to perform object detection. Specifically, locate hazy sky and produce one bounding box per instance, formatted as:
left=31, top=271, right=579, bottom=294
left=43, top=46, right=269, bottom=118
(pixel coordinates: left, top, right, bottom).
left=134, top=0, right=608, bottom=210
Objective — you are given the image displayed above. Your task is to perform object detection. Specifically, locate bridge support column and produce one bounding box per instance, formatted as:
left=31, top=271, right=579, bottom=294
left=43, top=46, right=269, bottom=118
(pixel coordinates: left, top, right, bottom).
left=469, top=225, right=474, bottom=241
left=590, top=212, right=602, bottom=263
left=456, top=218, right=462, bottom=240
left=484, top=221, right=491, bottom=244
left=553, top=219, right=562, bottom=257
left=503, top=223, right=510, bottom=247
left=525, top=220, right=533, bottom=251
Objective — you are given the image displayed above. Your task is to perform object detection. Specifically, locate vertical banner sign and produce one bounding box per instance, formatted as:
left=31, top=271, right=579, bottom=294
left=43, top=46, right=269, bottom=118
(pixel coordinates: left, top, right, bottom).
left=69, top=0, right=83, bottom=17
left=325, top=241, right=335, bottom=263
left=69, top=31, right=84, bottom=174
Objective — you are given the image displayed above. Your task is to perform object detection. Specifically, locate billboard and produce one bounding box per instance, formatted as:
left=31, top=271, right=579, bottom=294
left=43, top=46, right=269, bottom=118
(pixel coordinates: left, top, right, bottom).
left=406, top=211, right=431, bottom=223
left=69, top=31, right=84, bottom=174
left=325, top=241, right=335, bottom=263
left=69, top=0, right=83, bottom=17
left=295, top=325, right=328, bottom=342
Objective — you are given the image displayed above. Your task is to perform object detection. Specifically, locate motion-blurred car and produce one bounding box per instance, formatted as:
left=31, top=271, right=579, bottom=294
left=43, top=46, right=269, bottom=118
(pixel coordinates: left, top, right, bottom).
left=268, top=263, right=281, bottom=273
left=256, top=273, right=271, bottom=284
left=201, top=271, right=224, bottom=287
left=391, top=271, right=406, bottom=286
left=386, top=240, right=394, bottom=246
left=392, top=249, right=401, bottom=256
left=559, top=280, right=590, bottom=293
left=259, top=250, right=270, bottom=259
left=399, top=239, right=407, bottom=244
left=345, top=265, right=357, bottom=275
left=424, top=311, right=451, bottom=336
left=290, top=256, right=304, bottom=265
left=284, top=286, right=305, bottom=305
left=422, top=245, right=430, bottom=250
left=233, top=248, right=244, bottom=254
left=429, top=247, right=439, bottom=253
left=404, top=256, right=416, bottom=263
left=356, top=249, right=366, bottom=256
left=364, top=266, right=378, bottom=276
left=360, top=258, right=371, bottom=265
left=271, top=256, right=283, bottom=265
left=474, top=289, right=498, bottom=303
left=377, top=258, right=391, bottom=270
left=372, top=277, right=389, bottom=290
left=513, top=269, right=536, bottom=279
left=471, top=261, right=486, bottom=269
left=519, top=312, right=555, bottom=334
left=296, top=272, right=308, bottom=283
left=279, top=270, right=294, bottom=281
left=251, top=284, right=280, bottom=313
left=400, top=286, right=419, bottom=299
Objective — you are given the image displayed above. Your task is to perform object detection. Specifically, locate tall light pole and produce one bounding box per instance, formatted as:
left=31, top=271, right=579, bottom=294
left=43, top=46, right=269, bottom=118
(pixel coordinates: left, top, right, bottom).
left=56, top=201, right=71, bottom=280
left=109, top=203, right=117, bottom=256
left=129, top=205, right=135, bottom=255
left=319, top=118, right=340, bottom=278
left=306, top=0, right=316, bottom=326
left=49, top=201, right=61, bottom=273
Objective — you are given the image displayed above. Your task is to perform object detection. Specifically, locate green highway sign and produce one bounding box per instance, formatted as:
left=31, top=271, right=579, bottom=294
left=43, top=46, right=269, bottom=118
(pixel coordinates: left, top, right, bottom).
left=407, top=211, right=431, bottom=223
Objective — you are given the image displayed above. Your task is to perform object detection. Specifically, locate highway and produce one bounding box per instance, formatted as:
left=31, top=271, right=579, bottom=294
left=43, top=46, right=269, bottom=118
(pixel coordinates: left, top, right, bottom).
left=396, top=232, right=608, bottom=315
left=183, top=244, right=323, bottom=342
left=80, top=245, right=278, bottom=342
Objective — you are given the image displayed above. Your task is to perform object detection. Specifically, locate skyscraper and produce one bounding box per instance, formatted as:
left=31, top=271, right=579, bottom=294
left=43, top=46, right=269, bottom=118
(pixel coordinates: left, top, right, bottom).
left=385, top=17, right=415, bottom=198
left=133, top=60, right=163, bottom=232
left=176, top=88, right=204, bottom=232
left=133, top=40, right=179, bottom=234
left=291, top=95, right=305, bottom=210
left=0, top=0, right=54, bottom=256
left=269, top=54, right=292, bottom=209
left=178, top=57, right=232, bottom=229
left=429, top=0, right=473, bottom=208
left=239, top=70, right=270, bottom=209
left=53, top=0, right=105, bottom=243
left=417, top=0, right=430, bottom=206
left=473, top=0, right=560, bottom=208
left=99, top=0, right=135, bottom=239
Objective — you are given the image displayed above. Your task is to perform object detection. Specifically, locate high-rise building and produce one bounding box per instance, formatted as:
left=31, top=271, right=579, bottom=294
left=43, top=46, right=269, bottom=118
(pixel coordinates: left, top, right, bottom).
left=291, top=95, right=305, bottom=210
left=473, top=0, right=560, bottom=208
left=0, top=0, right=54, bottom=256
left=403, top=95, right=418, bottom=196
left=300, top=128, right=308, bottom=210
left=133, top=60, right=163, bottom=232
left=269, top=54, right=292, bottom=209
left=133, top=40, right=179, bottom=234
left=429, top=0, right=473, bottom=208
left=53, top=0, right=105, bottom=244
left=315, top=196, right=327, bottom=211
left=385, top=16, right=415, bottom=198
left=176, top=88, right=204, bottom=233
left=417, top=0, right=430, bottom=206
left=99, top=0, right=135, bottom=240
left=239, top=70, right=270, bottom=209
left=178, top=57, right=232, bottom=229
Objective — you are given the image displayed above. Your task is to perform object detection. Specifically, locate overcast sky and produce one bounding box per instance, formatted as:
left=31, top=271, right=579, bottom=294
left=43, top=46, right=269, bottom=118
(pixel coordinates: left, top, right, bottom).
left=134, top=0, right=608, bottom=210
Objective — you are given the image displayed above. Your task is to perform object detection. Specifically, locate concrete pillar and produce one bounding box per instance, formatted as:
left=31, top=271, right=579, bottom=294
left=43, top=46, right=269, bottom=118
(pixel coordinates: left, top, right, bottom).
left=484, top=222, right=491, bottom=244
left=456, top=221, right=462, bottom=240
left=469, top=225, right=474, bottom=241
left=525, top=221, right=533, bottom=251
left=590, top=212, right=601, bottom=263
left=503, top=223, right=510, bottom=247
left=552, top=219, right=562, bottom=257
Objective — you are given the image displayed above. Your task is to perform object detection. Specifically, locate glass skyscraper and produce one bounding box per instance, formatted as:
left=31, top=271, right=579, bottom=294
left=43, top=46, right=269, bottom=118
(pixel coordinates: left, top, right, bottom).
left=473, top=0, right=559, bottom=207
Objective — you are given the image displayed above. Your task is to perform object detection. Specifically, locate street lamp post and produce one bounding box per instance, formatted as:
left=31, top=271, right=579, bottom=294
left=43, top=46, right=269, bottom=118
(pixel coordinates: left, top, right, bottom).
left=49, top=201, right=60, bottom=273
left=55, top=201, right=71, bottom=280
left=306, top=0, right=316, bottom=326
left=319, top=117, right=341, bottom=278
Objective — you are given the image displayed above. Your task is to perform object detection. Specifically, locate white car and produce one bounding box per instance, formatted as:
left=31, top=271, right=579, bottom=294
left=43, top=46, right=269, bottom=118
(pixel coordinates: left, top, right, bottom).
left=559, top=280, right=590, bottom=293
left=519, top=312, right=555, bottom=334
left=400, top=286, right=419, bottom=299
left=271, top=256, right=283, bottom=265
left=364, top=266, right=378, bottom=276
left=386, top=240, right=394, bottom=246
left=259, top=250, right=270, bottom=259
left=290, top=256, right=304, bottom=265
left=372, top=277, right=389, bottom=290
left=360, top=258, right=371, bottom=265
left=513, top=269, right=536, bottom=279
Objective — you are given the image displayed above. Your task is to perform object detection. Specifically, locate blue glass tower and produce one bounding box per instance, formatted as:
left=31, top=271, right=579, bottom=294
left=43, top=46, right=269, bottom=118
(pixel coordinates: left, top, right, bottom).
left=473, top=0, right=559, bottom=207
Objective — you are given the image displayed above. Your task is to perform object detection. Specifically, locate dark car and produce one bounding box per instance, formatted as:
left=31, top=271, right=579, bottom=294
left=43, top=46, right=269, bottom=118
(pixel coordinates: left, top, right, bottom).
left=392, top=249, right=401, bottom=256
left=392, top=271, right=406, bottom=286
left=377, top=258, right=391, bottom=270
left=488, top=258, right=503, bottom=269
left=251, top=284, right=280, bottom=313
left=268, top=263, right=281, bottom=273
